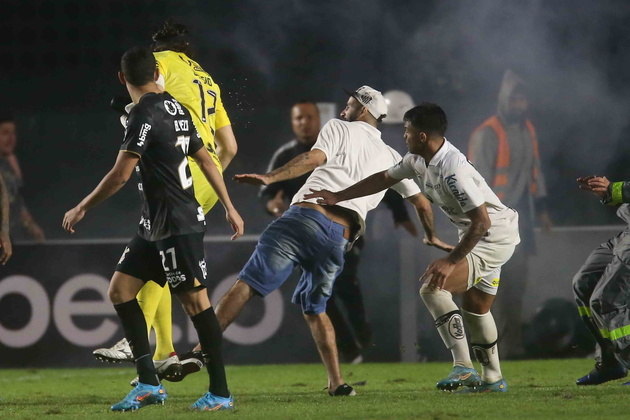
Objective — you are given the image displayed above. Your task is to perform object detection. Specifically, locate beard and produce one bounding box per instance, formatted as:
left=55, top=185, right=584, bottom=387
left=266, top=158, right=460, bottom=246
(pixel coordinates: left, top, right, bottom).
left=343, top=111, right=359, bottom=122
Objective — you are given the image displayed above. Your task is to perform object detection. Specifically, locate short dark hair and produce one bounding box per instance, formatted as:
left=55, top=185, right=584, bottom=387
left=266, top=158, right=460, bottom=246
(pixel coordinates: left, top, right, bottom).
left=403, top=103, right=448, bottom=136
left=152, top=19, right=192, bottom=55
left=293, top=100, right=318, bottom=107
left=120, top=46, right=156, bottom=87
left=292, top=100, right=319, bottom=113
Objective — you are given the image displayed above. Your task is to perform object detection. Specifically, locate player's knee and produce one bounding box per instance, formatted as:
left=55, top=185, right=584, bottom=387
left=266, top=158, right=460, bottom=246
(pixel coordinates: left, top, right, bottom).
left=182, top=300, right=207, bottom=317
left=463, top=301, right=490, bottom=315
left=303, top=309, right=324, bottom=318
left=302, top=312, right=316, bottom=322
left=179, top=287, right=211, bottom=317
left=108, top=284, right=128, bottom=305
left=302, top=311, right=331, bottom=330
left=462, top=290, right=489, bottom=314
left=233, top=279, right=257, bottom=298
left=419, top=283, right=454, bottom=308
left=461, top=287, right=493, bottom=314
left=419, top=283, right=450, bottom=299
left=418, top=283, right=432, bottom=297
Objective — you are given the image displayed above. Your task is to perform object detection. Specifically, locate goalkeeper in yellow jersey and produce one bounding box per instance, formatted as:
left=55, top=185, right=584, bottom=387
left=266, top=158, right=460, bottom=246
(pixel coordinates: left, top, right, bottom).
left=93, top=20, right=238, bottom=383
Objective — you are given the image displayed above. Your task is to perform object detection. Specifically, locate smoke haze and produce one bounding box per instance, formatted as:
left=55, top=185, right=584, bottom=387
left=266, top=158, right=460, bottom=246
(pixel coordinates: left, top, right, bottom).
left=1, top=0, right=630, bottom=236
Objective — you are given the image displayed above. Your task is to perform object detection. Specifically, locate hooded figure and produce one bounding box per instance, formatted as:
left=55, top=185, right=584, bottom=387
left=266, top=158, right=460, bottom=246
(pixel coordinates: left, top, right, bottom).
left=469, top=70, right=550, bottom=251
left=467, top=69, right=552, bottom=359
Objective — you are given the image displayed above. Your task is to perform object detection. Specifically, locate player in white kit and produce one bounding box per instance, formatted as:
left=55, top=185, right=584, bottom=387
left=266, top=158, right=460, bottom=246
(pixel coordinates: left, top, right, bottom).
left=306, top=103, right=520, bottom=393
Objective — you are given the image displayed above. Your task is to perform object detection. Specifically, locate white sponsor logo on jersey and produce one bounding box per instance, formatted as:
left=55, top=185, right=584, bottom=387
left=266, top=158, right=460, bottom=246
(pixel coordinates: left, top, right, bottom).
left=139, top=217, right=151, bottom=231
left=166, top=272, right=187, bottom=288
left=174, top=120, right=189, bottom=132
left=164, top=98, right=185, bottom=116
left=198, top=259, right=207, bottom=279
left=164, top=100, right=178, bottom=116
left=445, top=174, right=468, bottom=208
left=137, top=123, right=151, bottom=147
left=118, top=247, right=130, bottom=265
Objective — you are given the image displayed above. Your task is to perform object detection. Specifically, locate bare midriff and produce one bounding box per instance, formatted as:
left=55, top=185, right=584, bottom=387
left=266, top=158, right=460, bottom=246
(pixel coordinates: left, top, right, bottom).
left=294, top=202, right=355, bottom=239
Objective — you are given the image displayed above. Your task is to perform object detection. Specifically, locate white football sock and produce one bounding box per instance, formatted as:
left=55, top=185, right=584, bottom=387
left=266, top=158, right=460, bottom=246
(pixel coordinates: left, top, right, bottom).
left=463, top=309, right=502, bottom=383
left=420, top=285, right=472, bottom=368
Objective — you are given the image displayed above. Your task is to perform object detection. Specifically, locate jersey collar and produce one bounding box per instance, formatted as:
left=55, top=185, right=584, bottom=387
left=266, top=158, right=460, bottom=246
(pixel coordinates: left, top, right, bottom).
left=427, top=137, right=450, bottom=167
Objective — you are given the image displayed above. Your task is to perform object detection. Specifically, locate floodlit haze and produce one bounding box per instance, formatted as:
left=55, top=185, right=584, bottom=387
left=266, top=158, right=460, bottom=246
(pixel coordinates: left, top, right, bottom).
left=2, top=0, right=630, bottom=236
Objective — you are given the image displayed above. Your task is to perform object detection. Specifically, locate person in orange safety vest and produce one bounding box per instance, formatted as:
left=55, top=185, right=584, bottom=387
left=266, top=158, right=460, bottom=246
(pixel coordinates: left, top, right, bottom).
left=468, top=69, right=552, bottom=359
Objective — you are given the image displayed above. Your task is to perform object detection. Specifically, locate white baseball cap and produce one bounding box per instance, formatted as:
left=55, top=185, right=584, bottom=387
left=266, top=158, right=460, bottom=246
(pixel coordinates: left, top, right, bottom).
left=344, top=85, right=388, bottom=120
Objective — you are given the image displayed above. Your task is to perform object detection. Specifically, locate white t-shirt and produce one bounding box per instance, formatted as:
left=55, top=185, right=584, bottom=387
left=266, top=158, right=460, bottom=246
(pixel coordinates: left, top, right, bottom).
left=387, top=139, right=518, bottom=242
left=292, top=119, right=420, bottom=227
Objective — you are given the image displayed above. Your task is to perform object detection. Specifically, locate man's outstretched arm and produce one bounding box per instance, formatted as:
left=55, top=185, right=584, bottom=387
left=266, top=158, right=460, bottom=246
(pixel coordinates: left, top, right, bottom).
left=577, top=176, right=630, bottom=204
left=63, top=151, right=138, bottom=233
left=191, top=147, right=244, bottom=240
left=304, top=169, right=399, bottom=205
left=405, top=192, right=454, bottom=253
left=234, top=149, right=326, bottom=186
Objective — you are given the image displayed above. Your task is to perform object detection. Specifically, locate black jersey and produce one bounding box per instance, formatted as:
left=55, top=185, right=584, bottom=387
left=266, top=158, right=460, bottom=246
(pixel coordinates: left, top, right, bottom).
left=121, top=92, right=206, bottom=241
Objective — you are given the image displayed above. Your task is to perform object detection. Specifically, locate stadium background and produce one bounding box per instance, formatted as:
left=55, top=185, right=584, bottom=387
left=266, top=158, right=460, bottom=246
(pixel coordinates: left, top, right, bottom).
left=1, top=0, right=630, bottom=366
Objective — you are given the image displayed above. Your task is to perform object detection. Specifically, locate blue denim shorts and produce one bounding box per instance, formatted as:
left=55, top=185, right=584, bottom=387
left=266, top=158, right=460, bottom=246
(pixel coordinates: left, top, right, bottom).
left=239, top=206, right=348, bottom=314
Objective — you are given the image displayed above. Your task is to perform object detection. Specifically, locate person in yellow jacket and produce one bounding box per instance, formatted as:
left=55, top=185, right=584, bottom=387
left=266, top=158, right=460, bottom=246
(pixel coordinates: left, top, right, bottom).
left=93, top=20, right=237, bottom=382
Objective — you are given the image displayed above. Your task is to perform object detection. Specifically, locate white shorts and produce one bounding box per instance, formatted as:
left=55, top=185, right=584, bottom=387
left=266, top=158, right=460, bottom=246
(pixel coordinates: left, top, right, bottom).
left=463, top=209, right=520, bottom=295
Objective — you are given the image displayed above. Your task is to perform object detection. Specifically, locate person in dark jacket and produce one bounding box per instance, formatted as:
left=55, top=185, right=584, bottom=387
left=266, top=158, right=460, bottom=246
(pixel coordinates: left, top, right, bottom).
left=260, top=101, right=418, bottom=363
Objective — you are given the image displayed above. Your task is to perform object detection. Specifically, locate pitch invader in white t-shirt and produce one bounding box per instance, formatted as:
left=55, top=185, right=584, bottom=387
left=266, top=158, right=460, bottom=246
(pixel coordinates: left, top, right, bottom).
left=231, top=87, right=453, bottom=397
left=306, top=103, right=520, bottom=393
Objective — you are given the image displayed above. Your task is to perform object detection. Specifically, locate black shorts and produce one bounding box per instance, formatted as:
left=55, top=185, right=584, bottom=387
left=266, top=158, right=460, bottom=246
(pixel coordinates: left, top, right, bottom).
left=116, top=232, right=207, bottom=294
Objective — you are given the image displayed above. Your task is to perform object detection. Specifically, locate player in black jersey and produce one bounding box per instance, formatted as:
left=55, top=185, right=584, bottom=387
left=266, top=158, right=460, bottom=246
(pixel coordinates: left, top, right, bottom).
left=63, top=46, right=244, bottom=412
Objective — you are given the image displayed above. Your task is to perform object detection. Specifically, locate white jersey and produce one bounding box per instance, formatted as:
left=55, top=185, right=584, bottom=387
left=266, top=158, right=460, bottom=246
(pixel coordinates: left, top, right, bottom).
left=387, top=139, right=519, bottom=244
left=292, top=119, right=420, bottom=228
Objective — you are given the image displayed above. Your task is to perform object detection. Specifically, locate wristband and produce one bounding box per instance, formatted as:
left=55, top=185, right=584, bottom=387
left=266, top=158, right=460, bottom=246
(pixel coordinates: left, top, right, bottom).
left=606, top=182, right=624, bottom=206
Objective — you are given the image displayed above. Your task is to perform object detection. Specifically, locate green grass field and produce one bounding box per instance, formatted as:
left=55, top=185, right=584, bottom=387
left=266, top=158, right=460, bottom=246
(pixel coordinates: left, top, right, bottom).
left=0, top=359, right=627, bottom=419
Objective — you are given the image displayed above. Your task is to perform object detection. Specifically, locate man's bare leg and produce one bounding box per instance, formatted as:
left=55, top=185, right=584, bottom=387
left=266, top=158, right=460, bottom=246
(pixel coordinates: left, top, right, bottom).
left=190, top=279, right=255, bottom=352
left=215, top=280, right=256, bottom=330
left=303, top=312, right=346, bottom=393
left=462, top=287, right=495, bottom=314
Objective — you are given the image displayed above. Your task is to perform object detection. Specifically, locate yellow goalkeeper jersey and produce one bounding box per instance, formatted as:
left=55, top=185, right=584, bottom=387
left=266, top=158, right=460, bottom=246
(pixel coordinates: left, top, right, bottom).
left=154, top=50, right=231, bottom=213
